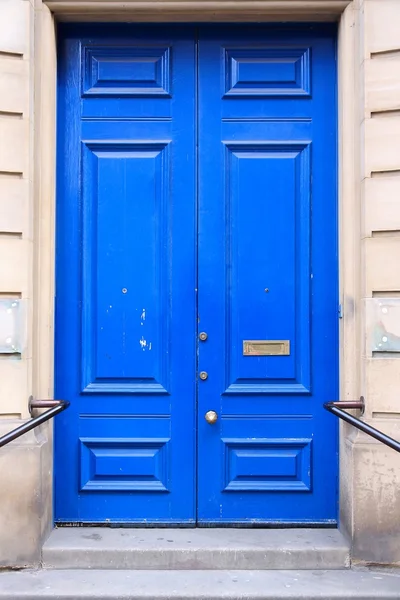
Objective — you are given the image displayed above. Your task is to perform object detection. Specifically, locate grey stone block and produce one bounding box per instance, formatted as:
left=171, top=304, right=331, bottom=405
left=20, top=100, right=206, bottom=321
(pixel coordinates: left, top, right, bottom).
left=1, top=568, right=400, bottom=600
left=42, top=528, right=350, bottom=570
left=0, top=423, right=52, bottom=569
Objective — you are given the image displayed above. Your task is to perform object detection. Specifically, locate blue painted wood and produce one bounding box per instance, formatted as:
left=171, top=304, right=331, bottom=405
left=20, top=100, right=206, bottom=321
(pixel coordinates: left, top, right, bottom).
left=224, top=47, right=311, bottom=97
left=197, top=25, right=338, bottom=523
left=55, top=25, right=197, bottom=523
left=223, top=438, right=312, bottom=492
left=56, top=24, right=337, bottom=524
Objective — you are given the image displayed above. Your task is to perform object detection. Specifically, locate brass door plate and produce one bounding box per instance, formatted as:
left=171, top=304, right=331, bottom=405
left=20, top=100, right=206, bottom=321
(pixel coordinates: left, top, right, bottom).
left=243, top=340, right=290, bottom=356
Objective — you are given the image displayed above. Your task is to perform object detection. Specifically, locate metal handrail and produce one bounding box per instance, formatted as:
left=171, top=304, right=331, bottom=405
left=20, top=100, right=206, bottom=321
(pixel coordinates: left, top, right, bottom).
left=324, top=397, right=400, bottom=454
left=0, top=399, right=69, bottom=448
left=3, top=395, right=399, bottom=453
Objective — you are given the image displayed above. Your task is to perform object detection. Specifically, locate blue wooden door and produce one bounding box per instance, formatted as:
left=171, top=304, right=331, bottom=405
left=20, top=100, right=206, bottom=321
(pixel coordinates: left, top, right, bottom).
left=55, top=24, right=337, bottom=524
left=197, top=25, right=338, bottom=523
left=55, top=25, right=197, bottom=523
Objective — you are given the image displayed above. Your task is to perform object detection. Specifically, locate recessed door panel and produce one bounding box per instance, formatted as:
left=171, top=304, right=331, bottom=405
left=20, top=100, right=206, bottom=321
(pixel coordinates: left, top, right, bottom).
left=81, top=140, right=171, bottom=394
left=222, top=141, right=311, bottom=395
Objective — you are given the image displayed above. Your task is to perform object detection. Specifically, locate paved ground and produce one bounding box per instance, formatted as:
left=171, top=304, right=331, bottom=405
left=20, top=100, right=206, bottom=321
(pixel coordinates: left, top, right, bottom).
left=0, top=568, right=400, bottom=599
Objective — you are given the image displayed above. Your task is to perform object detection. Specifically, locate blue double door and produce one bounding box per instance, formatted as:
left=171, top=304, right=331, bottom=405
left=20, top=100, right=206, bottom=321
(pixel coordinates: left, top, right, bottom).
left=56, top=25, right=338, bottom=524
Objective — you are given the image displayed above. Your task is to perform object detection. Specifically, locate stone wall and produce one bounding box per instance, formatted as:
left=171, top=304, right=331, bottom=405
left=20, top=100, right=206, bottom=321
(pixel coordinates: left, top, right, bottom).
left=0, top=0, right=38, bottom=568
left=0, top=0, right=54, bottom=568
left=350, top=0, right=400, bottom=565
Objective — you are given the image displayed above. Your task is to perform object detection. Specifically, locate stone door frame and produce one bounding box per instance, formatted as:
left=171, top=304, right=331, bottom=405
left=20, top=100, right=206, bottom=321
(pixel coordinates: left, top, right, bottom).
left=34, top=0, right=360, bottom=546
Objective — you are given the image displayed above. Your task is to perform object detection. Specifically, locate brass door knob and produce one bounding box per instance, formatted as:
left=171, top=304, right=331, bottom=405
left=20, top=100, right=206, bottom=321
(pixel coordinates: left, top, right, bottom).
left=199, top=371, right=208, bottom=380
left=199, top=332, right=208, bottom=341
left=205, top=410, right=218, bottom=424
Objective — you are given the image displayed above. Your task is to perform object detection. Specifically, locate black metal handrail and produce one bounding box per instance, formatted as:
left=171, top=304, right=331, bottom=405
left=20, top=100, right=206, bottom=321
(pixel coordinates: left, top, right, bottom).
left=324, top=397, right=400, bottom=454
left=0, top=399, right=69, bottom=448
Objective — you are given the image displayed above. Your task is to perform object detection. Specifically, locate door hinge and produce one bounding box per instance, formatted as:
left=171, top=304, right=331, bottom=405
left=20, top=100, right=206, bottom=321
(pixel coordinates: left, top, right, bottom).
left=338, top=304, right=343, bottom=319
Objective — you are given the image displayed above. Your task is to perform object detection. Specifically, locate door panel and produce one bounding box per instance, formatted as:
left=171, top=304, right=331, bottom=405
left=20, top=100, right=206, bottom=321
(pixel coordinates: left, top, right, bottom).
left=55, top=26, right=196, bottom=523
left=197, top=26, right=338, bottom=523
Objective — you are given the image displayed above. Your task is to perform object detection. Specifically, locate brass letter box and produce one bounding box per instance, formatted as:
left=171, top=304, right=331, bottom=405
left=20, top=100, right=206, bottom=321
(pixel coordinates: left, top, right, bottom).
left=243, top=340, right=290, bottom=356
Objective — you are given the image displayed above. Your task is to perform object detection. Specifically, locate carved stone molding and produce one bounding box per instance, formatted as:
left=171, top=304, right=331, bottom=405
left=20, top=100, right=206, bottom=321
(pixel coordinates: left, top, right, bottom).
left=45, top=0, right=351, bottom=21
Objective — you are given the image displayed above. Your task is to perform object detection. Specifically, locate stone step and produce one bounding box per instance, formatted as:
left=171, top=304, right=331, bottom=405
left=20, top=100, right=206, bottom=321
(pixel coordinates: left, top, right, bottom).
left=1, top=568, right=400, bottom=600
left=42, top=528, right=350, bottom=571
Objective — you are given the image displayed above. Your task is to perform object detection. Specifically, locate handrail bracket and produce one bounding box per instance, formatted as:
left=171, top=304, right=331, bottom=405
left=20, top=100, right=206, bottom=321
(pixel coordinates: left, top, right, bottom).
left=0, top=398, right=69, bottom=449
left=324, top=396, right=400, bottom=454
left=324, top=396, right=365, bottom=416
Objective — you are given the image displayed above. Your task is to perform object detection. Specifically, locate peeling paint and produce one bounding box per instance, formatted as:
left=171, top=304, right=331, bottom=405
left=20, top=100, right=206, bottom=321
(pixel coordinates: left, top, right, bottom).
left=139, top=336, right=152, bottom=351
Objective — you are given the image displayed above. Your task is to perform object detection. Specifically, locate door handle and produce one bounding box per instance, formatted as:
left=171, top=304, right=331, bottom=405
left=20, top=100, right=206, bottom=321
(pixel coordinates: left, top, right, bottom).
left=205, top=410, right=218, bottom=424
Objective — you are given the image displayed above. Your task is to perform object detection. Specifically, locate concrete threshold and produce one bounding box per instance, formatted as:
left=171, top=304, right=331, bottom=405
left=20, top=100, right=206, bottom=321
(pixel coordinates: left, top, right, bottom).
left=42, top=528, right=350, bottom=570
left=1, top=568, right=400, bottom=600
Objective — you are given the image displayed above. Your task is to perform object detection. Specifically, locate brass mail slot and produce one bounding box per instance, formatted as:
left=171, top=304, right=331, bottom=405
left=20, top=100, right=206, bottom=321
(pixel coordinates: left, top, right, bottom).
left=243, top=340, right=290, bottom=356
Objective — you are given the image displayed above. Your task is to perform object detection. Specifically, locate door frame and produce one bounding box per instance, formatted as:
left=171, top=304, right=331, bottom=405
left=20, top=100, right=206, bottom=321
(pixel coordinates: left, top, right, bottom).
left=33, top=0, right=361, bottom=538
